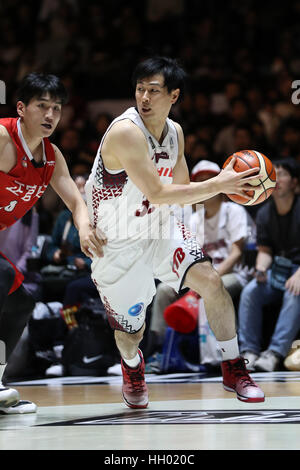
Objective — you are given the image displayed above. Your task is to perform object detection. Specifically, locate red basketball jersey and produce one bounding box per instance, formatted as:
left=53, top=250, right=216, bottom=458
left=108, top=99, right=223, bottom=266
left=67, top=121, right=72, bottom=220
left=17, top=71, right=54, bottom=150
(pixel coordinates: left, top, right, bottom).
left=0, top=117, right=56, bottom=230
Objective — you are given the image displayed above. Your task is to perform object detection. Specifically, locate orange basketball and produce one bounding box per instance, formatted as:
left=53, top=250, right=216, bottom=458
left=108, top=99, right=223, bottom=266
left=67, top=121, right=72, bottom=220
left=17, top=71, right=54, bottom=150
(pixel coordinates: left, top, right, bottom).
left=222, top=150, right=277, bottom=206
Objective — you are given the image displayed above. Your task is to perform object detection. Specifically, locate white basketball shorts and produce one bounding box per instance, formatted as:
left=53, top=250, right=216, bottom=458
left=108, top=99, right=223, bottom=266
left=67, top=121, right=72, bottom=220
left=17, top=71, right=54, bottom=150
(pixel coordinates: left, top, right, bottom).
left=91, top=221, right=210, bottom=333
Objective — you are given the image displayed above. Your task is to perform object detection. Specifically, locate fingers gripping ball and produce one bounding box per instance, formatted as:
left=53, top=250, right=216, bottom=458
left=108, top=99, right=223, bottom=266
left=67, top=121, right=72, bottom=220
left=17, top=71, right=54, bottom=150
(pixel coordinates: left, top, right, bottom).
left=223, top=150, right=277, bottom=206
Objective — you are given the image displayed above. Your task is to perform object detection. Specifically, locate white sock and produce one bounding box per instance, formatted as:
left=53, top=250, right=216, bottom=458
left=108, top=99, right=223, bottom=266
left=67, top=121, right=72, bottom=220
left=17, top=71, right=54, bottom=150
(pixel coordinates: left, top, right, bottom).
left=123, top=353, right=140, bottom=368
left=218, top=335, right=239, bottom=361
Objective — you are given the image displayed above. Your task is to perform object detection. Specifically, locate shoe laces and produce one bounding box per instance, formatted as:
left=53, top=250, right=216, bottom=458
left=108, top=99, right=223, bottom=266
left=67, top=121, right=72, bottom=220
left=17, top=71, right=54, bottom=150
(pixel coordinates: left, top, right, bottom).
left=227, top=358, right=257, bottom=389
left=124, top=364, right=145, bottom=393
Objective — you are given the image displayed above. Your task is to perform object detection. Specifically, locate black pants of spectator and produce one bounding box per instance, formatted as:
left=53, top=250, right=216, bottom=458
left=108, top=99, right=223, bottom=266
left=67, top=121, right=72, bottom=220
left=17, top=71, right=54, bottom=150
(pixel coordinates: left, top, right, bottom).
left=63, top=275, right=98, bottom=307
left=0, top=256, right=35, bottom=364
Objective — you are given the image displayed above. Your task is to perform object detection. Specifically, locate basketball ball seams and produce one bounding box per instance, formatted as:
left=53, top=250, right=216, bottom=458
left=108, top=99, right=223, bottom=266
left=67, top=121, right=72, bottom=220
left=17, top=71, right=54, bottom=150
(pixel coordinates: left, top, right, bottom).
left=255, top=150, right=276, bottom=183
left=254, top=150, right=266, bottom=173
left=235, top=151, right=263, bottom=187
left=234, top=154, right=252, bottom=169
left=253, top=150, right=266, bottom=188
left=223, top=149, right=276, bottom=206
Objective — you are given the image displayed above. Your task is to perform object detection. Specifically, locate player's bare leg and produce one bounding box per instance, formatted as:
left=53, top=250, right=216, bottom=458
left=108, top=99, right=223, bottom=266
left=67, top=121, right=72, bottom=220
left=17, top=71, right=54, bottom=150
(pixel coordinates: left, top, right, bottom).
left=184, top=261, right=236, bottom=341
left=184, top=262, right=265, bottom=402
left=115, top=324, right=148, bottom=408
left=114, top=324, right=145, bottom=363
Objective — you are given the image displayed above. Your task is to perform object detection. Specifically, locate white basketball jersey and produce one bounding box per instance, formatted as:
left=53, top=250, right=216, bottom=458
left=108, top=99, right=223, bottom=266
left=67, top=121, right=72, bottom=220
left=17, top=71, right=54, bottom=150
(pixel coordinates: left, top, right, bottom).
left=85, top=107, right=179, bottom=245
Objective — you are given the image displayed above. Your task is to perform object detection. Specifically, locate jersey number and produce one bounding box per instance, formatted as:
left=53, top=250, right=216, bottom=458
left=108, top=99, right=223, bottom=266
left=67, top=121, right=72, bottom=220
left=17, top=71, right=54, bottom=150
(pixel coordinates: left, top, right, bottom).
left=1, top=200, right=18, bottom=212
left=135, top=198, right=155, bottom=217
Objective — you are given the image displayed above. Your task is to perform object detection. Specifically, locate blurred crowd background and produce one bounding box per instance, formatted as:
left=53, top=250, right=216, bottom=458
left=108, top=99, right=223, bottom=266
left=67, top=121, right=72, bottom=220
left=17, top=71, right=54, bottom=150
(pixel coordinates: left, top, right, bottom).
left=1, top=0, right=300, bottom=232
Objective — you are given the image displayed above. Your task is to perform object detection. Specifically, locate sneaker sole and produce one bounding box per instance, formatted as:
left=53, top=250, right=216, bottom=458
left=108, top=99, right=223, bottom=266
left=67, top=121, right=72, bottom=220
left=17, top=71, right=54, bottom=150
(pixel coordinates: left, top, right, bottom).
left=122, top=392, right=148, bottom=409
left=0, top=400, right=37, bottom=415
left=0, top=388, right=20, bottom=408
left=223, top=385, right=265, bottom=403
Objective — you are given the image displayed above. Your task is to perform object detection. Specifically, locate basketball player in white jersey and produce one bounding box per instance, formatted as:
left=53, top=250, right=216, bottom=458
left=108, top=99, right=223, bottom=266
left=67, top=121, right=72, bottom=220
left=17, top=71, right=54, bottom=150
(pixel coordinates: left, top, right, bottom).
left=85, top=57, right=265, bottom=406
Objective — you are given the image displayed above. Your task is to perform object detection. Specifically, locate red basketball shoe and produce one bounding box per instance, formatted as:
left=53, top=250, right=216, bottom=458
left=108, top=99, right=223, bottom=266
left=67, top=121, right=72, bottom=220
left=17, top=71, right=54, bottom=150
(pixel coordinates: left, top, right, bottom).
left=221, top=356, right=265, bottom=402
left=121, top=349, right=149, bottom=409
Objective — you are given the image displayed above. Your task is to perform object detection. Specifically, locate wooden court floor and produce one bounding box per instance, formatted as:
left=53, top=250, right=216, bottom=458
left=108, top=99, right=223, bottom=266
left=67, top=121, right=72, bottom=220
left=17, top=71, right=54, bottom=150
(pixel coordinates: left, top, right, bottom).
left=1, top=374, right=300, bottom=451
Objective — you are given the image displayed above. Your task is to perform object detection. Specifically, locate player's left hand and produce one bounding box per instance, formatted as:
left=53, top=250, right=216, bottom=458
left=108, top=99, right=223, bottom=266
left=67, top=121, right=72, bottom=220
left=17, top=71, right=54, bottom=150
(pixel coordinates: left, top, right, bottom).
left=285, top=269, right=300, bottom=296
left=78, top=224, right=107, bottom=258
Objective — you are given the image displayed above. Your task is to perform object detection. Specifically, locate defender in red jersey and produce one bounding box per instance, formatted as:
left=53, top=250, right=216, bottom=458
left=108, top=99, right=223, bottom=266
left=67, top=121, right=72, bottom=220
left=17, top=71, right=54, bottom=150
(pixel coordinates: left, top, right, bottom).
left=0, top=73, right=106, bottom=414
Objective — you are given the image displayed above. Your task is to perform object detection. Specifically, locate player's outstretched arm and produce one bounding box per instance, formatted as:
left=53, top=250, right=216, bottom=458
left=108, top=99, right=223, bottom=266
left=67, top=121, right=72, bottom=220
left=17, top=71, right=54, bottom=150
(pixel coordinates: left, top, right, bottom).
left=50, top=144, right=107, bottom=258
left=106, top=121, right=261, bottom=206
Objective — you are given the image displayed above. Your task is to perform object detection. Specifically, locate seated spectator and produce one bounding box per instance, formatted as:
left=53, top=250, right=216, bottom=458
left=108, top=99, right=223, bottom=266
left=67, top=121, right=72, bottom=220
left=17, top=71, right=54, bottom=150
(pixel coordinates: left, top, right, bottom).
left=233, top=123, right=253, bottom=153
left=79, top=112, right=112, bottom=165
left=42, top=174, right=92, bottom=301
left=189, top=160, right=254, bottom=298
left=148, top=160, right=254, bottom=357
left=276, top=117, right=300, bottom=161
left=35, top=184, right=65, bottom=235
left=44, top=206, right=91, bottom=271
left=70, top=161, right=91, bottom=178
left=57, top=128, right=81, bottom=168
left=238, top=158, right=300, bottom=371
left=213, top=97, right=251, bottom=158
left=186, top=139, right=213, bottom=172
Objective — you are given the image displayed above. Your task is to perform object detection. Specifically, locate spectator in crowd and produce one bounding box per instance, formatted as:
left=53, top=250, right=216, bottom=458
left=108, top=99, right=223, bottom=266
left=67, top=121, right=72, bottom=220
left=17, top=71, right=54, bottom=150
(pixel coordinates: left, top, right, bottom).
left=276, top=118, right=300, bottom=161
left=232, top=124, right=253, bottom=153
left=35, top=184, right=65, bottom=235
left=186, top=138, right=213, bottom=172
left=238, top=158, right=300, bottom=371
left=58, top=128, right=81, bottom=168
left=189, top=161, right=254, bottom=299
left=43, top=175, right=93, bottom=301
left=80, top=112, right=112, bottom=165
left=213, top=98, right=251, bottom=158
left=44, top=201, right=91, bottom=271
left=45, top=175, right=91, bottom=271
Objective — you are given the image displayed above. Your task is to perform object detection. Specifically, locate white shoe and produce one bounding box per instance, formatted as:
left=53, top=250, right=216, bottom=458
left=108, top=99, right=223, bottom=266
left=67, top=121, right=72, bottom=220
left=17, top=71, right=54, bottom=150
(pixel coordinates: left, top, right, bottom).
left=0, top=400, right=37, bottom=415
left=241, top=351, right=259, bottom=371
left=255, top=350, right=281, bottom=372
left=45, top=364, right=64, bottom=377
left=0, top=386, right=19, bottom=407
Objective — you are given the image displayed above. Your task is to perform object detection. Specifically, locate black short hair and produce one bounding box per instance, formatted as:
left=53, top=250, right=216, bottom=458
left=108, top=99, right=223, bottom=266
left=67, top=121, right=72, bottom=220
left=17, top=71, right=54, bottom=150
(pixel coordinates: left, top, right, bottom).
left=274, top=157, right=300, bottom=179
left=132, top=56, right=187, bottom=102
left=16, top=73, right=68, bottom=105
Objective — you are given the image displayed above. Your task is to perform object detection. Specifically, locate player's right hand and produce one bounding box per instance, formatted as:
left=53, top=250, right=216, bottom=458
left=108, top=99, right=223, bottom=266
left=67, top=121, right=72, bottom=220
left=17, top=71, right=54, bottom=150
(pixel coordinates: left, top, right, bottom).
left=79, top=223, right=107, bottom=259
left=217, top=156, right=263, bottom=198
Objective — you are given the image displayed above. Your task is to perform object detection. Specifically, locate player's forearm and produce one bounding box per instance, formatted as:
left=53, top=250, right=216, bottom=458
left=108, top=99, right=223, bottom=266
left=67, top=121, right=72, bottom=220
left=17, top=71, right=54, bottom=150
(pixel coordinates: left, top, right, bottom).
left=71, top=199, right=91, bottom=232
left=52, top=175, right=91, bottom=232
left=148, top=178, right=221, bottom=205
